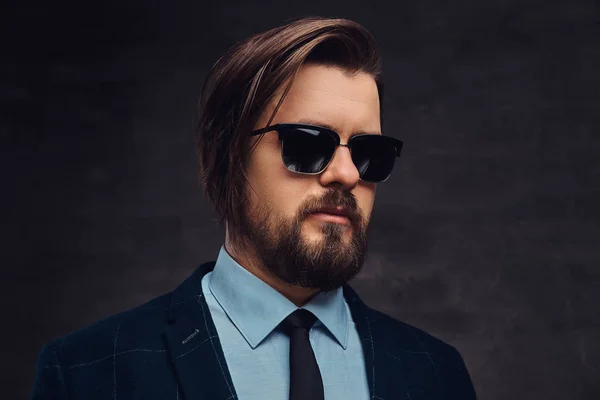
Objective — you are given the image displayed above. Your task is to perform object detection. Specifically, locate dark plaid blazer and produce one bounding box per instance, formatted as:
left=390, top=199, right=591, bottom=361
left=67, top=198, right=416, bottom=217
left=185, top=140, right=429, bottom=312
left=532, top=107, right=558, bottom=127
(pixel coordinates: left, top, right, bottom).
left=31, top=261, right=477, bottom=399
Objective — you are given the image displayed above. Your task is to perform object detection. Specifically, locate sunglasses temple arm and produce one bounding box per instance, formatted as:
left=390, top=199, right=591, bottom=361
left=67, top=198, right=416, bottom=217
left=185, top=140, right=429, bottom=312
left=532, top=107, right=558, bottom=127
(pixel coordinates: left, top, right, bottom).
left=251, top=126, right=276, bottom=136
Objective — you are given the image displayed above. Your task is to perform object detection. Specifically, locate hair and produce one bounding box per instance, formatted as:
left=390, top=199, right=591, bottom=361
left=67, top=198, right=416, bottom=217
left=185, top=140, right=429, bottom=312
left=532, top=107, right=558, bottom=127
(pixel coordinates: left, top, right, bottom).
left=194, top=16, right=383, bottom=234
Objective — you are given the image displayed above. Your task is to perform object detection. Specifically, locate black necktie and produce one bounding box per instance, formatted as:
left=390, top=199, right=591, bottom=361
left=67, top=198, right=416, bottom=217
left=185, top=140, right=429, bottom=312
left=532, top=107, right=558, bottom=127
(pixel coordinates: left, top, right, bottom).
left=280, top=309, right=325, bottom=400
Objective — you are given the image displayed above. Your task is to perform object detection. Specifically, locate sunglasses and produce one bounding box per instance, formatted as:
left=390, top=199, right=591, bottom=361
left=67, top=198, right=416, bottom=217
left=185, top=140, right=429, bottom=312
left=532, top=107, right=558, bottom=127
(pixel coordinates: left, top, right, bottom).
left=251, top=123, right=404, bottom=183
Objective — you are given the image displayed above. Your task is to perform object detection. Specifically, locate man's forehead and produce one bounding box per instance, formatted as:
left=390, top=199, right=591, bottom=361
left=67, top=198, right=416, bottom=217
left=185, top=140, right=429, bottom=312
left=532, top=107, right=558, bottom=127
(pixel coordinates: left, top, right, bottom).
left=257, top=65, right=381, bottom=134
left=289, top=65, right=378, bottom=99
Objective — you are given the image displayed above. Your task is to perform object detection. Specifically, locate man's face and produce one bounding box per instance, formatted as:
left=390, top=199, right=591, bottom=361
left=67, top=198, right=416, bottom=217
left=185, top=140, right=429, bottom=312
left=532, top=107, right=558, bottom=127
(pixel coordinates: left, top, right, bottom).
left=233, top=63, right=380, bottom=292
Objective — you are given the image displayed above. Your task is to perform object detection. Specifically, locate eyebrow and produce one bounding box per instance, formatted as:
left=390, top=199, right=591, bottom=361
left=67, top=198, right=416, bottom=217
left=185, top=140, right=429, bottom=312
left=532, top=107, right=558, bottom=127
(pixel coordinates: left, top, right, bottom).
left=294, top=118, right=382, bottom=136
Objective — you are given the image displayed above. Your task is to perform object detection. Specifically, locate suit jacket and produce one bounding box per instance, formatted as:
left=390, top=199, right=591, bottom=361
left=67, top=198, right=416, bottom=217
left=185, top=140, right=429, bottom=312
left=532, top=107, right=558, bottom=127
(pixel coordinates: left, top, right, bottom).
left=31, top=260, right=477, bottom=399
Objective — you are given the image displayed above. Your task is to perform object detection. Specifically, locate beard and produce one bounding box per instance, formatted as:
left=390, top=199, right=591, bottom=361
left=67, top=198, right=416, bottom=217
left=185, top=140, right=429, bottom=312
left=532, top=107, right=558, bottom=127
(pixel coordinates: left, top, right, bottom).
left=230, top=188, right=370, bottom=293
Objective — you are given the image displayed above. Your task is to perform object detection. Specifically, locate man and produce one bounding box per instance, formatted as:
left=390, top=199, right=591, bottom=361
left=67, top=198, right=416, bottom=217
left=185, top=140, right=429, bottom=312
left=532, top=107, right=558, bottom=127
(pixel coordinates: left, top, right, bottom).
left=32, top=17, right=476, bottom=400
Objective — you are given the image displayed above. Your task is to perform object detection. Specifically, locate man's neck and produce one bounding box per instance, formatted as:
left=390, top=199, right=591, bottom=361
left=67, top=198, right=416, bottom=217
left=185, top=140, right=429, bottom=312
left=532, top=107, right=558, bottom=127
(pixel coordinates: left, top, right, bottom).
left=223, top=239, right=319, bottom=307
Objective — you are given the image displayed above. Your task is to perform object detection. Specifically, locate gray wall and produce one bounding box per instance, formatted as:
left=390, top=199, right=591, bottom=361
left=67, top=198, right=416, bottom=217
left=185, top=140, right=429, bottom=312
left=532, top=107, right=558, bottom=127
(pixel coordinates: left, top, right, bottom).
left=3, top=0, right=599, bottom=398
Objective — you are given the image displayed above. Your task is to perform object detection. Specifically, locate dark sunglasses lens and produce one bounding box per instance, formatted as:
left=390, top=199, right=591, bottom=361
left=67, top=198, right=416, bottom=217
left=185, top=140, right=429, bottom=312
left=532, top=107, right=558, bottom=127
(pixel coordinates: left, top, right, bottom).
left=351, top=136, right=397, bottom=182
left=281, top=127, right=335, bottom=174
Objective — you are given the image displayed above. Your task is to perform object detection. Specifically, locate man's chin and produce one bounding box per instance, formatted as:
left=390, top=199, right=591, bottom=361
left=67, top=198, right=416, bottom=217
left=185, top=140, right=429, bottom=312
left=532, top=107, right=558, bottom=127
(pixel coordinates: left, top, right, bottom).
left=301, top=225, right=354, bottom=244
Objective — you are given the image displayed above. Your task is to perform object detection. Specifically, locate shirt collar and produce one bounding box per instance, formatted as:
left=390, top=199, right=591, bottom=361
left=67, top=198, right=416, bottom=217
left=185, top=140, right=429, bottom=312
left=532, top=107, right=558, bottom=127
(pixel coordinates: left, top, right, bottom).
left=208, top=245, right=349, bottom=350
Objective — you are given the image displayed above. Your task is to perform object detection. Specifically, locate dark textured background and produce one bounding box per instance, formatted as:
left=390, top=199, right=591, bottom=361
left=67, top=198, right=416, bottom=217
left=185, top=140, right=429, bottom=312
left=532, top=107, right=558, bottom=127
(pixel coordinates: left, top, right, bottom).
left=3, top=0, right=599, bottom=398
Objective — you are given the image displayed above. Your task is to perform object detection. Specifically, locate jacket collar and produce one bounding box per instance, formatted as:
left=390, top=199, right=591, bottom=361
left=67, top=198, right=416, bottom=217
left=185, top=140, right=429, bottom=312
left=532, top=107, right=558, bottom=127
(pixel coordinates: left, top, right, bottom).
left=163, top=260, right=392, bottom=400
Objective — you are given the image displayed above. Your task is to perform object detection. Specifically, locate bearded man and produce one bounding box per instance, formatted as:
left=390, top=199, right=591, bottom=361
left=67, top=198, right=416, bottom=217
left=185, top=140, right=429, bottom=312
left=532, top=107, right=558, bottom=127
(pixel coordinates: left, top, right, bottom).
left=31, top=16, right=476, bottom=400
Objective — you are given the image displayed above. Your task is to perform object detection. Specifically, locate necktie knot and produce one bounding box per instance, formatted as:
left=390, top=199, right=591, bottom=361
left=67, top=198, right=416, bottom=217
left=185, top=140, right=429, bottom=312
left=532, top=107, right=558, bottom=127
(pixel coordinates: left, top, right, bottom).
left=281, top=309, right=318, bottom=335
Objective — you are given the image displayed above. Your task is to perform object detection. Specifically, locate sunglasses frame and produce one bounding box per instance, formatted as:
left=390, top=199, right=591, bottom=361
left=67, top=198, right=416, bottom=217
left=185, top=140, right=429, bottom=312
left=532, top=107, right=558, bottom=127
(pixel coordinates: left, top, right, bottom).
left=250, top=123, right=404, bottom=183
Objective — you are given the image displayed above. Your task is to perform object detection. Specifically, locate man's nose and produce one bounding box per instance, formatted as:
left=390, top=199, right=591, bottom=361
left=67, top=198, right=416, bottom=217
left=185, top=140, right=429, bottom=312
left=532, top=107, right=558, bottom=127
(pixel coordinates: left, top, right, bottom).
left=317, top=144, right=360, bottom=189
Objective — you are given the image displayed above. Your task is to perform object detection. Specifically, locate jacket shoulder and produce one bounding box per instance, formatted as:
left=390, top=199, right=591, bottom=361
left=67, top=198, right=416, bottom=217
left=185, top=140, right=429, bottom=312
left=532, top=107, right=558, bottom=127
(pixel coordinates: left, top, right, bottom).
left=362, top=306, right=477, bottom=399
left=40, top=291, right=173, bottom=370
left=364, top=306, right=467, bottom=369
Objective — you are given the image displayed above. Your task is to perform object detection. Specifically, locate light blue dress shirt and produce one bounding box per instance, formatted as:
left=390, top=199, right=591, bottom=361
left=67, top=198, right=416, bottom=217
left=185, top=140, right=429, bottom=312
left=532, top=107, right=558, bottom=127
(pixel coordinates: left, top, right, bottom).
left=200, top=245, right=371, bottom=400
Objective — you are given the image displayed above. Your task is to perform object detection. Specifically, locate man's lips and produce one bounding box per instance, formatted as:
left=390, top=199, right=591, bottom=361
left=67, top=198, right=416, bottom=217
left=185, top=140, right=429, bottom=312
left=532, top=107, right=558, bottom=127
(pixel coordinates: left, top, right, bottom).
left=311, top=207, right=350, bottom=218
left=310, top=213, right=350, bottom=224
left=309, top=209, right=351, bottom=225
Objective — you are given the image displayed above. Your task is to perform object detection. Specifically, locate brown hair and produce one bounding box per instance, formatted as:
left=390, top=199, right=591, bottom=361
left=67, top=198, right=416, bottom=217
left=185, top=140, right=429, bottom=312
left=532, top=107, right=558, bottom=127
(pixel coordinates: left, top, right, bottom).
left=194, top=16, right=383, bottom=234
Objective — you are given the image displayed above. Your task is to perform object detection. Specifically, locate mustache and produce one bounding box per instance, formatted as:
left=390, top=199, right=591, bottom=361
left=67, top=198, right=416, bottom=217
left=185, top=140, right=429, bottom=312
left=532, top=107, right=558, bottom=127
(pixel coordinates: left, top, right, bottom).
left=303, top=191, right=359, bottom=221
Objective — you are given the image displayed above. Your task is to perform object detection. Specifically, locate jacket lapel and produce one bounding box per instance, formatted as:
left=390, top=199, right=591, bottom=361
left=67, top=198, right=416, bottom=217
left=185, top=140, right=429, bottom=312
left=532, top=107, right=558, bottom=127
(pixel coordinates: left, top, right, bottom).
left=163, top=261, right=238, bottom=400
left=343, top=284, right=410, bottom=399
